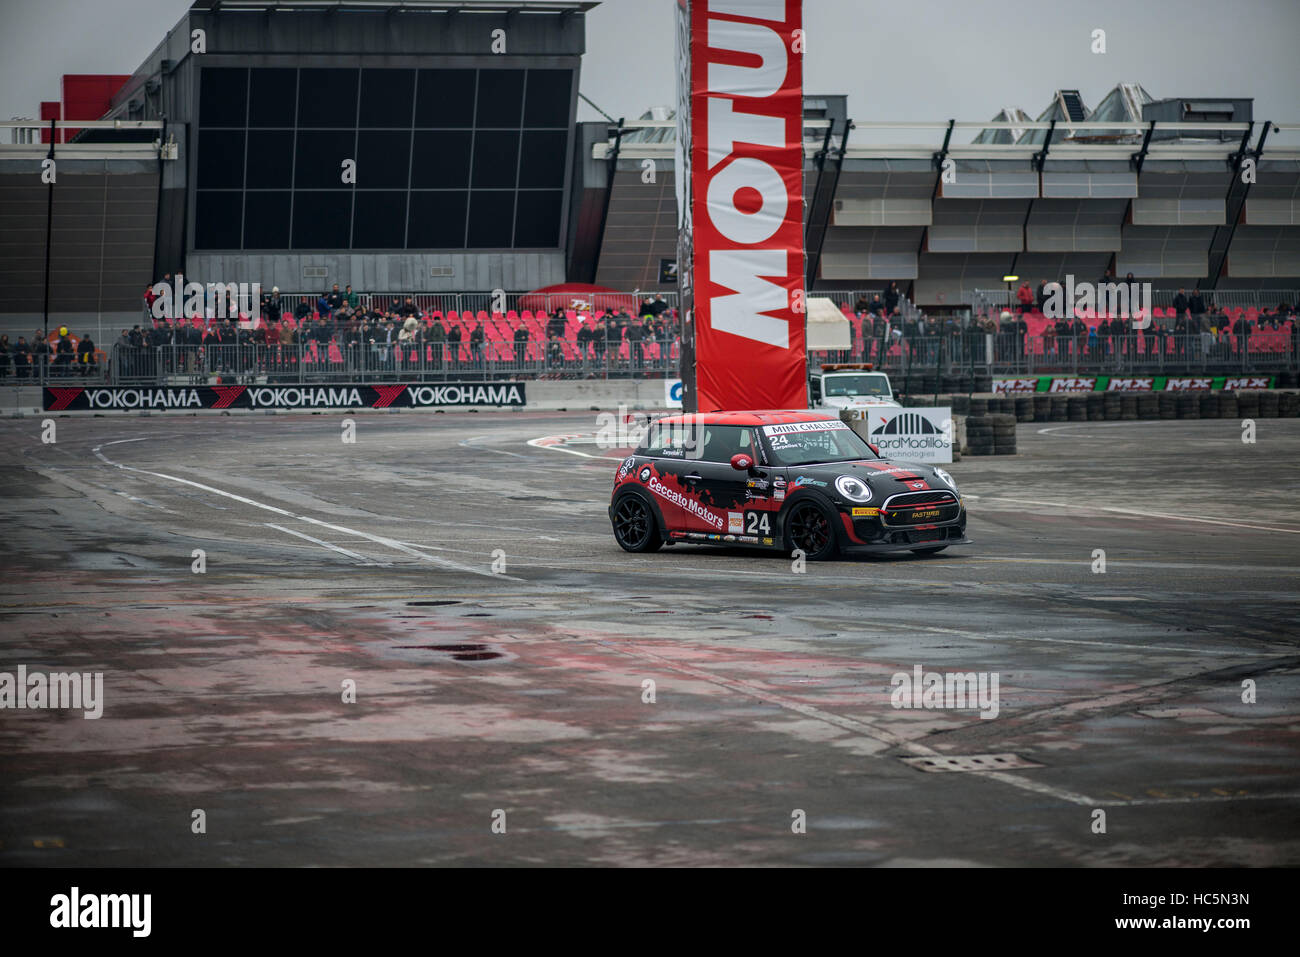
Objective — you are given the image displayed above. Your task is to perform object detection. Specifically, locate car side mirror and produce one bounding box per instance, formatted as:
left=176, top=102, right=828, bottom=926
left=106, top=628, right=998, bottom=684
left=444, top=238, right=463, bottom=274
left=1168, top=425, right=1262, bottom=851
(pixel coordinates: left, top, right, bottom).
left=730, top=453, right=753, bottom=472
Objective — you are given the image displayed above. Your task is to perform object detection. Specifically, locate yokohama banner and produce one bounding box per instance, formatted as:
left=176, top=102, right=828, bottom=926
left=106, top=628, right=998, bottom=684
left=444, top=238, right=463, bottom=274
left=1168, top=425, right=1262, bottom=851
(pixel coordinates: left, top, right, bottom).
left=44, top=382, right=527, bottom=412
left=682, top=0, right=805, bottom=412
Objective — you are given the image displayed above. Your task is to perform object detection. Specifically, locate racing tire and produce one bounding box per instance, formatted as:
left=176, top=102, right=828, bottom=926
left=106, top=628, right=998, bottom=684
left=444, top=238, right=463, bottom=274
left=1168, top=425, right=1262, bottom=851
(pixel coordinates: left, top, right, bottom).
left=784, top=499, right=839, bottom=562
left=910, top=546, right=948, bottom=555
left=611, top=493, right=664, bottom=553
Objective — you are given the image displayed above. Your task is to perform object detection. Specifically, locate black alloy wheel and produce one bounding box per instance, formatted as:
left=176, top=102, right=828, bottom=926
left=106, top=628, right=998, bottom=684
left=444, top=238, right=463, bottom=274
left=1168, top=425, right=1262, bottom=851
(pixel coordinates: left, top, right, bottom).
left=612, top=495, right=663, bottom=553
left=786, top=501, right=837, bottom=561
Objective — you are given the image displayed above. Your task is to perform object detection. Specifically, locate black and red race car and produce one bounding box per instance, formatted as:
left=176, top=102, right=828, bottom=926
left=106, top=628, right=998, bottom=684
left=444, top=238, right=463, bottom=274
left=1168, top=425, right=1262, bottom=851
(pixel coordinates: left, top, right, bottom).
left=608, top=410, right=969, bottom=560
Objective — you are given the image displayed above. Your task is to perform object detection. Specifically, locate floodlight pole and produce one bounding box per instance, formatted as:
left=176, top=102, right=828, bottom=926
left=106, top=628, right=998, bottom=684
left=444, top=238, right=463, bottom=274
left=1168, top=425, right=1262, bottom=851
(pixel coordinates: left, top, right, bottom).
left=43, top=118, right=56, bottom=353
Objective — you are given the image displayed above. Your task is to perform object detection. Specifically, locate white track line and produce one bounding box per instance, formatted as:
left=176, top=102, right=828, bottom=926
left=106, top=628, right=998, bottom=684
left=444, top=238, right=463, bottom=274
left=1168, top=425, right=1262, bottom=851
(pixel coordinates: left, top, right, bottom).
left=978, top=495, right=1300, bottom=535
left=264, top=523, right=386, bottom=565
left=604, top=640, right=1098, bottom=806
left=92, top=438, right=515, bottom=580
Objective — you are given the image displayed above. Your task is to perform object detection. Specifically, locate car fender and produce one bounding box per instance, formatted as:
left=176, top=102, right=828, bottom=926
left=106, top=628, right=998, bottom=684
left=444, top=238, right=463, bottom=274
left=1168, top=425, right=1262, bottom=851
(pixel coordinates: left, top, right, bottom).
left=610, top=483, right=669, bottom=538
left=778, top=487, right=848, bottom=548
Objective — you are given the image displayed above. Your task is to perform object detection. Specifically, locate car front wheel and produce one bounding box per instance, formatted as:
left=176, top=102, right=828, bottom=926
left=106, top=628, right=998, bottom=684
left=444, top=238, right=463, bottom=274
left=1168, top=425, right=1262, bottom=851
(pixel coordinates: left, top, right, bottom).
left=611, top=494, right=663, bottom=553
left=785, top=500, right=838, bottom=561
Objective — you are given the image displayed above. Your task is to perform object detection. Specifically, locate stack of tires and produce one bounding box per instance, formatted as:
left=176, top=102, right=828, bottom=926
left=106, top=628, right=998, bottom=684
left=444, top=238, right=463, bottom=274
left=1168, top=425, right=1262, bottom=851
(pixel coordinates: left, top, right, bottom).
left=1033, top=394, right=1052, bottom=422
left=1137, top=393, right=1159, bottom=419
left=1087, top=393, right=1105, bottom=421
left=964, top=414, right=1016, bottom=456
left=1279, top=392, right=1299, bottom=416
left=1259, top=390, right=1280, bottom=418
left=1158, top=392, right=1178, bottom=419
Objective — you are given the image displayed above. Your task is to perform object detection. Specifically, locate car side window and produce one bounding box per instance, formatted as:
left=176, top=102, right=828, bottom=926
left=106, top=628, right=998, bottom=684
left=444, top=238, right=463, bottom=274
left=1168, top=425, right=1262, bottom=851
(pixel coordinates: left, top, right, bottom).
left=699, top=425, right=755, bottom=464
left=640, top=423, right=699, bottom=459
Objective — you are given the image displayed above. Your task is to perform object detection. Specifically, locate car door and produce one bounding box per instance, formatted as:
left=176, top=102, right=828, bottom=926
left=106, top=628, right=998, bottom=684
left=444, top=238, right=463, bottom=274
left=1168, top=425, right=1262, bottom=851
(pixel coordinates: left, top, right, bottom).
left=680, top=425, right=780, bottom=544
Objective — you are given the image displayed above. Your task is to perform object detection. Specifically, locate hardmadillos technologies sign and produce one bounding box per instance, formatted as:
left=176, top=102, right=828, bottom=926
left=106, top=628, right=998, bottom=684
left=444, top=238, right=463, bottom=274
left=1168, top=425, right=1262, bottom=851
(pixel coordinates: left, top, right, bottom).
left=44, top=383, right=527, bottom=412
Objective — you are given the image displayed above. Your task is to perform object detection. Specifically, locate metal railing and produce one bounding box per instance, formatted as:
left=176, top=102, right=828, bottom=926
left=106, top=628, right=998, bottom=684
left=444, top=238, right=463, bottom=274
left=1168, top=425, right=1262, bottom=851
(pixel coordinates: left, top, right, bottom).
left=971, top=287, right=1300, bottom=313
left=10, top=330, right=1296, bottom=389
left=106, top=339, right=682, bottom=385
left=810, top=330, right=1300, bottom=378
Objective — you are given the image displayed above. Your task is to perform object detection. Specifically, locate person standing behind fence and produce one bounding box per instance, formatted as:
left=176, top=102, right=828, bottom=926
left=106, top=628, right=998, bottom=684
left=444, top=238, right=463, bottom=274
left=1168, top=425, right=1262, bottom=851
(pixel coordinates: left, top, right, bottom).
left=447, top=321, right=462, bottom=370
left=0, top=335, right=9, bottom=381
left=884, top=282, right=900, bottom=317
left=468, top=319, right=485, bottom=370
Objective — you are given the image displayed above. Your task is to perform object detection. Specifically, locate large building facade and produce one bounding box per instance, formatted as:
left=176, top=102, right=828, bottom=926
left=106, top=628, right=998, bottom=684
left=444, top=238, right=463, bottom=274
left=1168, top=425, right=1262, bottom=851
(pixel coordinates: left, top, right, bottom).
left=2, top=0, right=1297, bottom=331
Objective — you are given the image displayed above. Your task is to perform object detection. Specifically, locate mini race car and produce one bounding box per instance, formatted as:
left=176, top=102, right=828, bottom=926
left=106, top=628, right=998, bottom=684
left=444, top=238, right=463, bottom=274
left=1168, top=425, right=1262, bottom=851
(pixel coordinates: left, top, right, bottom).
left=608, top=410, right=969, bottom=560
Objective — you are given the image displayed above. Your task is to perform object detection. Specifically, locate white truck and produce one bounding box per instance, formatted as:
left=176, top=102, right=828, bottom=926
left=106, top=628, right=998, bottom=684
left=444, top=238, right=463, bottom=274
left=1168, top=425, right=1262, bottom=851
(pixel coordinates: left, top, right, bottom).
left=808, top=363, right=902, bottom=412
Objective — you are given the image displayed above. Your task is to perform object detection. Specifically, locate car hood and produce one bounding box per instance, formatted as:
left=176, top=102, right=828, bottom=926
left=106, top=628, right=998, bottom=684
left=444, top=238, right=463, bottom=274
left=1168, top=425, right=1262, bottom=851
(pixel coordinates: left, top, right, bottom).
left=784, top=459, right=954, bottom=496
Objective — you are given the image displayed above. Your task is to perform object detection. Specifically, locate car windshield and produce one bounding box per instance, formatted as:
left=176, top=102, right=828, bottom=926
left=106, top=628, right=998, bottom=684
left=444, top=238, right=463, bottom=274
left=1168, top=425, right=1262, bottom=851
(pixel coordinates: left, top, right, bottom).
left=823, top=373, right=891, bottom=397
left=762, top=420, right=879, bottom=466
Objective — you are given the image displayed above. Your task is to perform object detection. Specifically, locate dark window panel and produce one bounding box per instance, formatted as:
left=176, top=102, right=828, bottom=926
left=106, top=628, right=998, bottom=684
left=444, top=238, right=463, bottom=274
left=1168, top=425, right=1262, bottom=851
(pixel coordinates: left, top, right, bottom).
left=471, top=131, right=520, bottom=189
left=292, top=191, right=353, bottom=249
left=518, top=131, right=568, bottom=188
left=242, top=191, right=292, bottom=249
left=411, top=131, right=471, bottom=188
left=195, top=191, right=244, bottom=249
left=514, top=190, right=563, bottom=247
left=408, top=192, right=468, bottom=248
left=297, top=69, right=359, bottom=128
left=248, top=68, right=297, bottom=127
left=415, top=70, right=476, bottom=127
left=359, top=69, right=415, bottom=128
left=466, top=191, right=515, bottom=248
left=355, top=130, right=412, bottom=189
left=475, top=70, right=524, bottom=128
left=196, top=130, right=246, bottom=189
left=246, top=130, right=295, bottom=188
left=294, top=130, right=357, bottom=189
left=351, top=191, right=408, bottom=249
left=199, top=68, right=247, bottom=128
left=524, top=70, right=572, bottom=128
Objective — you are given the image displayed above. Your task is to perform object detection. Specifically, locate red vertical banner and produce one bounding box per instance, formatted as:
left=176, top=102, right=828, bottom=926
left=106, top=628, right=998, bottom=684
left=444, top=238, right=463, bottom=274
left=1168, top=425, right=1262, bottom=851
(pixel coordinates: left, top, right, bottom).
left=688, top=0, right=805, bottom=412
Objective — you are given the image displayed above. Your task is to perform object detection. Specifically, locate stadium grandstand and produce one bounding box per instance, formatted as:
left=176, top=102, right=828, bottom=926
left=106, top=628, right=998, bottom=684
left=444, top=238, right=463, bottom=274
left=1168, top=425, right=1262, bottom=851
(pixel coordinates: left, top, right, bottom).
left=0, top=0, right=1297, bottom=390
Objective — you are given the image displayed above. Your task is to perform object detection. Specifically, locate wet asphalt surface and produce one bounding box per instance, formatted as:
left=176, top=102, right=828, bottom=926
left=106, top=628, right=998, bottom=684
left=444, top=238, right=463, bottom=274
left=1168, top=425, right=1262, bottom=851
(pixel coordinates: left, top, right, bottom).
left=0, top=409, right=1297, bottom=866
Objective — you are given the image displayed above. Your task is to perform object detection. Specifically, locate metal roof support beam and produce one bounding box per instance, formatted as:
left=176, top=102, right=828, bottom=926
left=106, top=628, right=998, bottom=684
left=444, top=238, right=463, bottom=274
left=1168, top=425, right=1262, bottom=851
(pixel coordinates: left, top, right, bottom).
left=1129, top=120, right=1156, bottom=173
left=590, top=118, right=625, bottom=284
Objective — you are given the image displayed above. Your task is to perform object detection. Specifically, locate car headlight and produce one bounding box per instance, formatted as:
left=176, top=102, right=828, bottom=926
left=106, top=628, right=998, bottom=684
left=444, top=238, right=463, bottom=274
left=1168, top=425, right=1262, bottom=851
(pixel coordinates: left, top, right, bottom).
left=834, top=474, right=873, bottom=503
left=933, top=467, right=958, bottom=492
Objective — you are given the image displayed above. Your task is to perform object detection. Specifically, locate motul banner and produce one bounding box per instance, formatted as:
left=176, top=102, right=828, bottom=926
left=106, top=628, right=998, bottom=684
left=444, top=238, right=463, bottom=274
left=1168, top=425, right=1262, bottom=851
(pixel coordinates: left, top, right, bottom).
left=43, top=383, right=526, bottom=412
left=683, top=0, right=805, bottom=412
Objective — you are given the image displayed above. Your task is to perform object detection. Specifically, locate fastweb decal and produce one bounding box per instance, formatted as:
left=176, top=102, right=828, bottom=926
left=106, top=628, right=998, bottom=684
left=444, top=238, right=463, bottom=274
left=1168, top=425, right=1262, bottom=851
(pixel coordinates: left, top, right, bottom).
left=648, top=475, right=724, bottom=529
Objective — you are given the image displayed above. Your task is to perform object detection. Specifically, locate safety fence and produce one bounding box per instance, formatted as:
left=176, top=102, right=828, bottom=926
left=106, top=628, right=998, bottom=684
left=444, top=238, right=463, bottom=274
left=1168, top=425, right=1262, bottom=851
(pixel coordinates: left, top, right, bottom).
left=106, top=339, right=681, bottom=385
left=14, top=330, right=1297, bottom=389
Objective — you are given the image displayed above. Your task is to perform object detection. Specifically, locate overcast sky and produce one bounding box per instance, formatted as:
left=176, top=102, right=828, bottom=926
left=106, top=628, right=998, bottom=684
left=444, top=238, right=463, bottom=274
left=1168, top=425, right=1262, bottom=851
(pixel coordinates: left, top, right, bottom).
left=3, top=0, right=1298, bottom=141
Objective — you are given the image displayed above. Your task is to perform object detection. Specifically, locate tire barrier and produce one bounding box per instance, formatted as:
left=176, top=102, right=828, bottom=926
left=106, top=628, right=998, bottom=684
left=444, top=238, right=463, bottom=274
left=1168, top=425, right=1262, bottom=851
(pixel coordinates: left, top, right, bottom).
left=949, top=389, right=1297, bottom=458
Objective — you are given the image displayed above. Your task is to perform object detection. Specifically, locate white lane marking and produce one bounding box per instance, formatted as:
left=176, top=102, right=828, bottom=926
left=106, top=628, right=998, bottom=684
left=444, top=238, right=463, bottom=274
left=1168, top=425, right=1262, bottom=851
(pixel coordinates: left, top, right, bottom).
left=902, top=623, right=1245, bottom=656
left=264, top=523, right=387, bottom=565
left=92, top=439, right=515, bottom=581
left=460, top=435, right=529, bottom=458
left=528, top=435, right=603, bottom=458
left=1094, top=791, right=1300, bottom=808
left=978, top=495, right=1300, bottom=535
left=602, top=640, right=1097, bottom=806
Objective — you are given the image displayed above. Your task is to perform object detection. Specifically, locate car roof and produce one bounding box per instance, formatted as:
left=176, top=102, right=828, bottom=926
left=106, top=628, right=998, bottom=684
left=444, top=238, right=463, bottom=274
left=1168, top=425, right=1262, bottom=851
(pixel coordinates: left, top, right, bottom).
left=654, top=410, right=839, bottom=427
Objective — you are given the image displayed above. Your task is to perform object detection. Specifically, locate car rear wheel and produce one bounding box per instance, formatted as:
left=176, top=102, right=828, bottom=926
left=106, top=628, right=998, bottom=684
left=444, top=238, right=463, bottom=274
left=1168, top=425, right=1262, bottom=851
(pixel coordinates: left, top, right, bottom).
left=911, top=546, right=948, bottom=555
left=785, top=500, right=838, bottom=561
left=612, top=494, right=663, bottom=553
